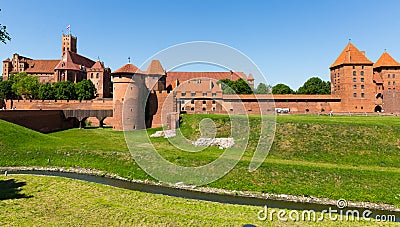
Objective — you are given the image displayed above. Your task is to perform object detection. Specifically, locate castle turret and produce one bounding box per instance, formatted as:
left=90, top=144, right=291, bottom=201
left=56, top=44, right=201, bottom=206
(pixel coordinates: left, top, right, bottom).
left=112, top=63, right=147, bottom=130
left=145, top=59, right=166, bottom=91
left=62, top=34, right=77, bottom=56
left=330, top=42, right=374, bottom=112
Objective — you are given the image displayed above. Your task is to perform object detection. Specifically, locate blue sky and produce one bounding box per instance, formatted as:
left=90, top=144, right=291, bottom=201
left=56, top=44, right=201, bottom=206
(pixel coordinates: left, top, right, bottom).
left=1, top=0, right=400, bottom=89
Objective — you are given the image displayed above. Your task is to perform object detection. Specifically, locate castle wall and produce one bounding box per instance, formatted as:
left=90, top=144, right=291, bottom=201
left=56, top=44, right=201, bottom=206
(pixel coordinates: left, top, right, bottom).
left=0, top=110, right=78, bottom=133
left=382, top=91, right=400, bottom=114
left=5, top=99, right=113, bottom=110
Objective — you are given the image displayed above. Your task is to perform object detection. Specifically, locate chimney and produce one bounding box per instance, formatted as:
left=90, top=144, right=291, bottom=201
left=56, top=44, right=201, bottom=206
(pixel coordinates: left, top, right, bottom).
left=361, top=51, right=366, bottom=56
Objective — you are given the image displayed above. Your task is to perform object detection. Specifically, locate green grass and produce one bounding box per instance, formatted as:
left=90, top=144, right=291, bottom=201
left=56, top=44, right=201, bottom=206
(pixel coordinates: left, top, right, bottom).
left=0, top=175, right=384, bottom=226
left=1, top=114, right=400, bottom=207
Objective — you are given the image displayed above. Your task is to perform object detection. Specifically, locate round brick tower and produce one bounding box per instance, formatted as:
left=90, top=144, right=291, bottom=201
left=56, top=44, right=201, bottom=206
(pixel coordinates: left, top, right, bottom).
left=112, top=63, right=147, bottom=130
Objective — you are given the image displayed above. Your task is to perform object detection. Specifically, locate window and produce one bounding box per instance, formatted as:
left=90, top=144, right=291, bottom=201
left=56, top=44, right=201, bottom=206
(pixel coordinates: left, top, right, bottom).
left=202, top=93, right=207, bottom=96
left=362, top=66, right=364, bottom=69
left=191, top=100, right=194, bottom=104
left=353, top=78, right=356, bottom=82
left=212, top=93, right=216, bottom=97
left=361, top=78, right=364, bottom=82
left=360, top=71, right=364, bottom=76
left=353, top=66, right=355, bottom=69
left=96, top=73, right=99, bottom=79
left=191, top=107, right=194, bottom=111
left=181, top=92, right=186, bottom=97
left=361, top=93, right=365, bottom=98
left=388, top=88, right=391, bottom=92
left=393, top=74, right=396, bottom=78
left=202, top=107, right=206, bottom=111
left=202, top=100, right=206, bottom=104
left=353, top=93, right=357, bottom=98
left=353, top=85, right=357, bottom=89
left=212, top=100, right=216, bottom=104
left=334, top=73, right=336, bottom=78
left=388, top=81, right=391, bottom=85
left=353, top=71, right=356, bottom=76
left=91, top=73, right=93, bottom=78
left=388, top=74, right=391, bottom=78
left=394, top=82, right=396, bottom=85
left=361, top=85, right=365, bottom=89
left=191, top=92, right=196, bottom=97
left=338, top=86, right=340, bottom=90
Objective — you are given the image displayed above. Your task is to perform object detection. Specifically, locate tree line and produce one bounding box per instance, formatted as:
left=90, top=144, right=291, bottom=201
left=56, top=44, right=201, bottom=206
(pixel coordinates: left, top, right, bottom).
left=218, top=77, right=331, bottom=95
left=0, top=72, right=96, bottom=101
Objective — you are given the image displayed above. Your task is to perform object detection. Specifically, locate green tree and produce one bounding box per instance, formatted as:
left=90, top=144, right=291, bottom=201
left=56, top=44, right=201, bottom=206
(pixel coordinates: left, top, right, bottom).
left=272, top=83, right=294, bottom=94
left=254, top=83, right=271, bottom=94
left=297, top=77, right=331, bottom=94
left=38, top=82, right=55, bottom=100
left=218, top=78, right=253, bottom=94
left=53, top=81, right=76, bottom=100
left=11, top=74, right=40, bottom=99
left=0, top=80, right=15, bottom=100
left=75, top=79, right=96, bottom=100
left=0, top=9, right=11, bottom=44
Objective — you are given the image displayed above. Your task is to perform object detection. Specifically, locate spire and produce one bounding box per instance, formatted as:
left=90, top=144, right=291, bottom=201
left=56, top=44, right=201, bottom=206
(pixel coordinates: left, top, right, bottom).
left=373, top=51, right=400, bottom=69
left=330, top=42, right=373, bottom=68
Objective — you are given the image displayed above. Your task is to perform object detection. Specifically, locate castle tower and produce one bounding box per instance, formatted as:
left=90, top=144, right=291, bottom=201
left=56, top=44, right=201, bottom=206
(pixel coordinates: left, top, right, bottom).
left=330, top=42, right=375, bottom=112
left=247, top=73, right=255, bottom=89
left=373, top=51, right=400, bottom=112
left=145, top=60, right=166, bottom=91
left=111, top=63, right=147, bottom=130
left=87, top=60, right=111, bottom=98
left=2, top=58, right=11, bottom=80
left=62, top=34, right=77, bottom=56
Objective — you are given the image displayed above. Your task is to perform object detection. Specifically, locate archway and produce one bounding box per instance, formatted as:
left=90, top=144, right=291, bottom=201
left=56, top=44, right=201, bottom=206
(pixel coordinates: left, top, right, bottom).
left=374, top=105, right=382, bottom=112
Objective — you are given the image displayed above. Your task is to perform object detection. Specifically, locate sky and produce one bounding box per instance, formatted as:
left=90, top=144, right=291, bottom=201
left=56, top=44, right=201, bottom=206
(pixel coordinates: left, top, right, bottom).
left=1, top=0, right=400, bottom=89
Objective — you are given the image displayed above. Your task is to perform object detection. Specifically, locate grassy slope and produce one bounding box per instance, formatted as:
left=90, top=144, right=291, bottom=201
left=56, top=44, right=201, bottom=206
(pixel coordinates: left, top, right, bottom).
left=1, top=114, right=400, bottom=206
left=0, top=175, right=380, bottom=226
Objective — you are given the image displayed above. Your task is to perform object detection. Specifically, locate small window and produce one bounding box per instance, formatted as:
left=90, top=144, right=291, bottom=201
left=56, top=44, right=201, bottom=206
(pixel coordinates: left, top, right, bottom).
left=212, top=93, right=216, bottom=97
left=353, top=78, right=356, bottom=82
left=191, top=100, right=194, bottom=104
left=338, top=86, right=340, bottom=90
left=361, top=85, right=365, bottom=89
left=181, top=92, right=186, bottom=97
left=388, top=81, right=391, bottom=85
left=202, top=100, right=206, bottom=104
left=202, top=107, right=206, bottom=111
left=393, top=74, right=396, bottom=78
left=96, top=73, right=99, bottom=79
left=394, top=82, right=396, bottom=85
left=360, top=71, right=364, bottom=76
left=361, top=78, right=364, bottom=82
left=91, top=73, right=93, bottom=78
left=353, top=93, right=357, bottom=98
left=353, top=66, right=355, bottom=69
left=388, top=74, right=391, bottom=78
left=361, top=93, right=365, bottom=98
left=191, top=107, right=194, bottom=111
left=353, top=85, right=357, bottom=89
left=212, top=100, right=216, bottom=104
left=202, top=93, right=207, bottom=96
left=361, top=106, right=364, bottom=109
left=191, top=93, right=196, bottom=97
left=362, top=66, right=364, bottom=69
left=353, top=71, right=356, bottom=76
left=388, top=88, right=391, bottom=92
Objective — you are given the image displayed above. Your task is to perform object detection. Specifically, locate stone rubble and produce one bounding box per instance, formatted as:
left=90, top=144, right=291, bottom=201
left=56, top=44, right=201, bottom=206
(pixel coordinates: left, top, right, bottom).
left=150, top=129, right=176, bottom=138
left=192, top=137, right=234, bottom=149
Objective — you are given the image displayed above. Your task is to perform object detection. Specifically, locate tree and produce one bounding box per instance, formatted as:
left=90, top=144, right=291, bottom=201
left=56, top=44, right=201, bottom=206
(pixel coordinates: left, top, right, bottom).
left=218, top=78, right=253, bottom=94
left=297, top=77, right=331, bottom=95
left=75, top=79, right=96, bottom=100
left=38, top=82, right=55, bottom=100
left=0, top=9, right=11, bottom=44
left=255, top=83, right=271, bottom=94
left=11, top=74, right=40, bottom=99
left=53, top=81, right=76, bottom=100
left=0, top=80, right=14, bottom=100
left=272, top=83, right=294, bottom=94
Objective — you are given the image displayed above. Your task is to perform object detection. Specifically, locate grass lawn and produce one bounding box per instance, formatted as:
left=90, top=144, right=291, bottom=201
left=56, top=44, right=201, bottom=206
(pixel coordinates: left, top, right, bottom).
left=0, top=175, right=383, bottom=226
left=1, top=114, right=400, bottom=207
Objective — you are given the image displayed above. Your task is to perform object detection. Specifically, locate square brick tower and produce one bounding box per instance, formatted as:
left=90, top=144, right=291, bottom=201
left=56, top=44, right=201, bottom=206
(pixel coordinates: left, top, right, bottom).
left=330, top=42, right=375, bottom=112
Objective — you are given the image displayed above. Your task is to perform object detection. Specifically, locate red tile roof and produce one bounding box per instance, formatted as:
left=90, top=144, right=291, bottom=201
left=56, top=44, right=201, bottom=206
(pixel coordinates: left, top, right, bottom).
left=330, top=42, right=373, bottom=68
left=166, top=71, right=247, bottom=88
left=112, top=63, right=144, bottom=74
left=25, top=60, right=59, bottom=73
left=373, top=51, right=400, bottom=68
left=91, top=60, right=105, bottom=69
left=146, top=60, right=165, bottom=75
left=55, top=51, right=95, bottom=71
